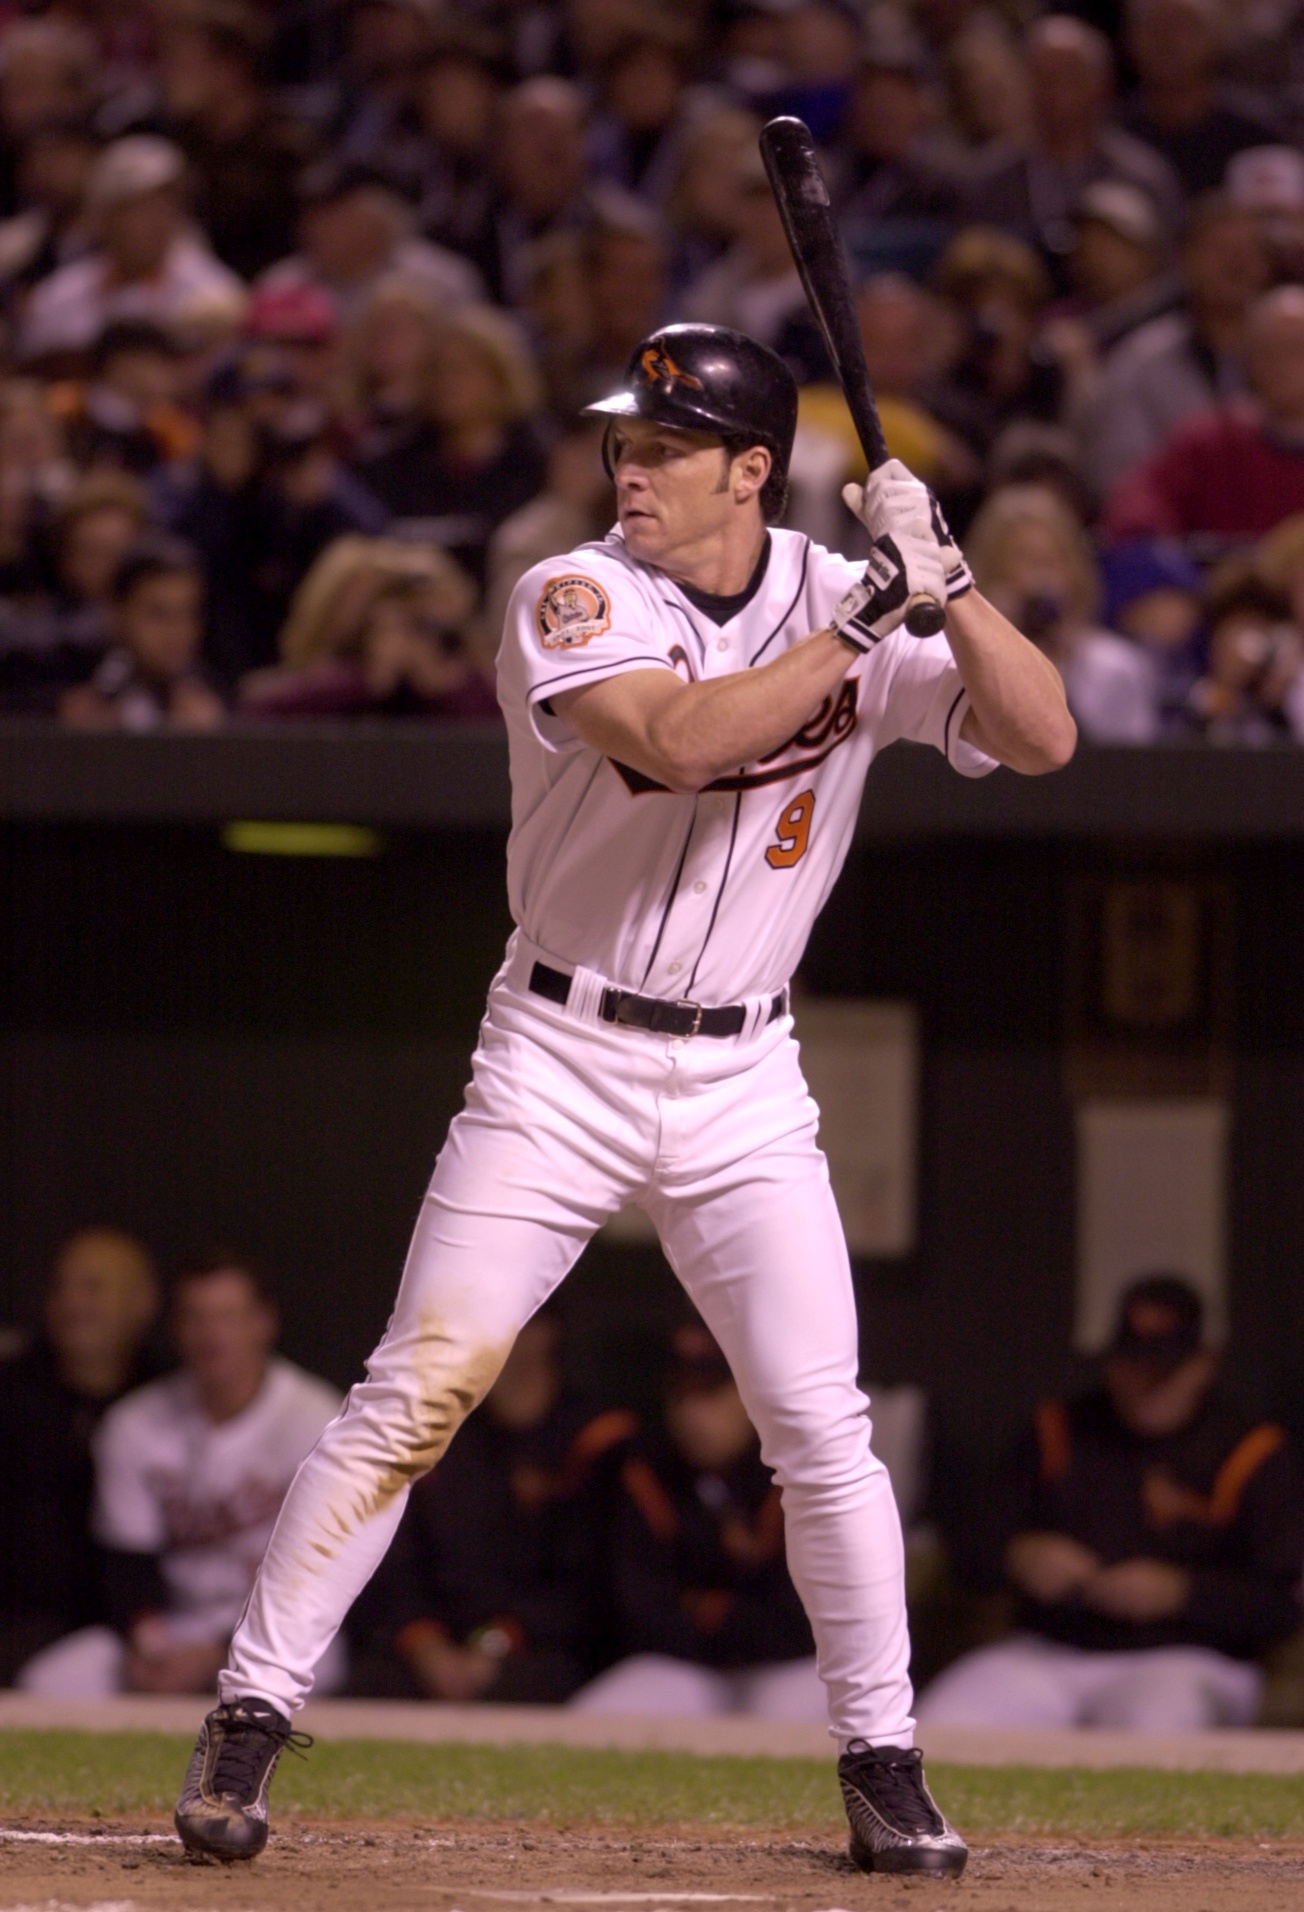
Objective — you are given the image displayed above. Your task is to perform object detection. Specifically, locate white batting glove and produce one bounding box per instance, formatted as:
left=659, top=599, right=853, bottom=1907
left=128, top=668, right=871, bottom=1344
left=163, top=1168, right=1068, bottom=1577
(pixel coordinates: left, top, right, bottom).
left=829, top=530, right=948, bottom=652
left=842, top=458, right=933, bottom=542
left=842, top=463, right=973, bottom=601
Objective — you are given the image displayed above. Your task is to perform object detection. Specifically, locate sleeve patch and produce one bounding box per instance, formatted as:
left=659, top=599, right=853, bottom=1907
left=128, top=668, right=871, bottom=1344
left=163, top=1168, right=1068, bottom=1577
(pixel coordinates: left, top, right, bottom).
left=535, top=574, right=612, bottom=649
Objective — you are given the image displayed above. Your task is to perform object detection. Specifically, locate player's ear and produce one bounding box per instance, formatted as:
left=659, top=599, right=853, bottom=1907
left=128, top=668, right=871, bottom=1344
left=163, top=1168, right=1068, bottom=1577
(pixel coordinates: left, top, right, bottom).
left=733, top=445, right=770, bottom=503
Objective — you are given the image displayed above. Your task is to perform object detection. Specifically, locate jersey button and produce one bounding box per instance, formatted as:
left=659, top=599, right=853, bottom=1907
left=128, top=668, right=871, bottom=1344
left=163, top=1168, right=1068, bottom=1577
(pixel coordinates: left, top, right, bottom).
left=692, top=880, right=706, bottom=894
left=716, top=637, right=729, bottom=652
left=668, top=961, right=683, bottom=975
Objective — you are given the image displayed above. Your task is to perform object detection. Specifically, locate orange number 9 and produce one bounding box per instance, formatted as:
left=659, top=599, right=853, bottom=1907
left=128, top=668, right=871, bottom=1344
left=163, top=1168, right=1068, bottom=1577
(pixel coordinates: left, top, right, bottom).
left=765, top=789, right=815, bottom=869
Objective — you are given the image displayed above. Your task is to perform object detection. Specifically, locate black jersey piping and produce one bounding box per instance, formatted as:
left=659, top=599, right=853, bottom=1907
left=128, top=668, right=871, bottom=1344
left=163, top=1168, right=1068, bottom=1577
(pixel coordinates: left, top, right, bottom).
left=943, top=686, right=966, bottom=762
left=611, top=729, right=855, bottom=796
left=531, top=653, right=675, bottom=698
left=638, top=811, right=698, bottom=991
left=658, top=596, right=707, bottom=665
left=748, top=537, right=810, bottom=668
left=686, top=791, right=741, bottom=995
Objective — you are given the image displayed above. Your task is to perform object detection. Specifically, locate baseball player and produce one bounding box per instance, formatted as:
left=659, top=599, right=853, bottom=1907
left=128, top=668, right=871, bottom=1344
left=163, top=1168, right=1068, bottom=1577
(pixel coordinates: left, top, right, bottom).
left=176, top=324, right=1075, bottom=1877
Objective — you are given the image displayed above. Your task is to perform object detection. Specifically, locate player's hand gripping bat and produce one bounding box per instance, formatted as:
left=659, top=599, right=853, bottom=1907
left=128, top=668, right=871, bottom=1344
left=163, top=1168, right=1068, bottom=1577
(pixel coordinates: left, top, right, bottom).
left=759, top=115, right=947, bottom=638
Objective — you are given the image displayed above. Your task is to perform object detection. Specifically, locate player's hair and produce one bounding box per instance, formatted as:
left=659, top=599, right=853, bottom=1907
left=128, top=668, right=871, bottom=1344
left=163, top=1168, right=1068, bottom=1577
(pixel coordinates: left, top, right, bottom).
left=110, top=531, right=201, bottom=604
left=172, top=1249, right=277, bottom=1310
left=720, top=432, right=788, bottom=523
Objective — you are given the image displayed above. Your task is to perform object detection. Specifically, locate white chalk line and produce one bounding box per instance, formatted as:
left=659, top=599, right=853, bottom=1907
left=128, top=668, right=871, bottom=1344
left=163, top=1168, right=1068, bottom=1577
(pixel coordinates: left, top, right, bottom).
left=0, top=1829, right=172, bottom=1846
left=445, top=1896, right=819, bottom=1906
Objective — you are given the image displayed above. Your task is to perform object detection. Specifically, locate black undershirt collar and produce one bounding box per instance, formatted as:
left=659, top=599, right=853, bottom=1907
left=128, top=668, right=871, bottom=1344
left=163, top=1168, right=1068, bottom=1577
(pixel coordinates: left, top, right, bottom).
left=669, top=534, right=772, bottom=626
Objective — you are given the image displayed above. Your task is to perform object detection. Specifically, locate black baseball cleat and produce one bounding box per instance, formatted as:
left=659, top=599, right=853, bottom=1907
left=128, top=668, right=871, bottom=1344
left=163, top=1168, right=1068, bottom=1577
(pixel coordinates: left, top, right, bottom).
left=175, top=1697, right=309, bottom=1861
left=837, top=1740, right=968, bottom=1876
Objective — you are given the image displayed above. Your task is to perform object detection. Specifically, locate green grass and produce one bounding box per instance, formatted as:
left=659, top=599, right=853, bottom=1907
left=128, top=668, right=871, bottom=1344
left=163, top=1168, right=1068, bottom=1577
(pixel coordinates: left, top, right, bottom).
left=0, top=1731, right=1300, bottom=1840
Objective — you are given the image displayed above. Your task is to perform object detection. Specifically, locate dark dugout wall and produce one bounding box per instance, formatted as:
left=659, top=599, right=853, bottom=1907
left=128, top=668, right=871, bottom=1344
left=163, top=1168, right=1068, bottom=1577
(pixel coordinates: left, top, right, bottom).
left=3, top=734, right=1304, bottom=1506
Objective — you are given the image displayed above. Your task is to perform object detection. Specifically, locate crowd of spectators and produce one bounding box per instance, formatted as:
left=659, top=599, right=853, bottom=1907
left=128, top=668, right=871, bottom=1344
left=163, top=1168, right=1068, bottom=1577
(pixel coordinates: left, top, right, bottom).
left=1, top=2, right=1304, bottom=740
left=2, top=1233, right=1300, bottom=1726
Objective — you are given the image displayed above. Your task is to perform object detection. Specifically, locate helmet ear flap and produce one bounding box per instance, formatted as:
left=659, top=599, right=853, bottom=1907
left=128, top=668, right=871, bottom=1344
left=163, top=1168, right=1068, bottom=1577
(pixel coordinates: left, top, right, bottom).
left=600, top=421, right=617, bottom=481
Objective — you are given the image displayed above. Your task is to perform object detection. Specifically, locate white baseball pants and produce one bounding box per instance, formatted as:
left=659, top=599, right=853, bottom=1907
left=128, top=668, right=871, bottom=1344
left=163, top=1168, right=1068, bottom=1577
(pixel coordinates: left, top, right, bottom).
left=221, top=939, right=914, bottom=1750
left=916, top=1634, right=1262, bottom=1731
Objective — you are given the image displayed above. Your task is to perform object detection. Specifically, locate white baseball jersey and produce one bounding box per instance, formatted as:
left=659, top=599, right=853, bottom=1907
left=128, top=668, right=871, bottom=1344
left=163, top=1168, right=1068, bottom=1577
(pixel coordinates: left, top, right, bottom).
left=497, top=526, right=996, bottom=1005
left=92, top=1358, right=340, bottom=1641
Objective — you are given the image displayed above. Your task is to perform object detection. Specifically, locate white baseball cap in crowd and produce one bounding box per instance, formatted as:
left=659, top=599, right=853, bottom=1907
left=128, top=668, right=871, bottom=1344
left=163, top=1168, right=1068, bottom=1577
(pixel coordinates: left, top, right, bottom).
left=1226, top=145, right=1304, bottom=214
left=85, top=135, right=186, bottom=215
left=1074, top=178, right=1163, bottom=252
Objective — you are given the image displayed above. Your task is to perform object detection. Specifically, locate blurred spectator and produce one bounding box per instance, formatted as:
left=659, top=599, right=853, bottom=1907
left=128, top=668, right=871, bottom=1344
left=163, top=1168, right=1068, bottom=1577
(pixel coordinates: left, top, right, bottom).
left=918, top=1276, right=1304, bottom=1729
left=839, top=17, right=968, bottom=280
left=1182, top=562, right=1304, bottom=743
left=47, top=320, right=198, bottom=476
left=349, top=304, right=547, bottom=587
left=663, top=107, right=760, bottom=299
left=0, top=379, right=72, bottom=594
left=343, top=274, right=442, bottom=455
left=519, top=229, right=593, bottom=420
left=1104, top=287, right=1304, bottom=542
left=987, top=418, right=1095, bottom=523
left=0, top=117, right=99, bottom=308
left=1119, top=0, right=1279, bottom=200
left=481, top=421, right=613, bottom=662
left=680, top=145, right=825, bottom=379
left=263, top=157, right=482, bottom=328
left=1226, top=144, right=1304, bottom=285
left=1063, top=179, right=1176, bottom=350
left=242, top=280, right=341, bottom=410
left=0, top=19, right=95, bottom=223
left=0, top=468, right=147, bottom=714
left=587, top=25, right=697, bottom=203
left=968, top=483, right=1158, bottom=741
left=157, top=0, right=320, bottom=283
left=1084, top=196, right=1270, bottom=496
left=759, top=1, right=863, bottom=145
left=940, top=17, right=1032, bottom=154
left=154, top=352, right=388, bottom=682
left=967, top=16, right=1181, bottom=288
left=349, top=1303, right=634, bottom=1701
left=927, top=229, right=1075, bottom=460
left=331, top=0, right=443, bottom=169
left=0, top=1230, right=159, bottom=1687
left=17, top=1253, right=342, bottom=1698
left=473, top=78, right=594, bottom=305
left=60, top=530, right=224, bottom=731
left=20, top=136, right=243, bottom=368
left=1100, top=538, right=1205, bottom=730
left=570, top=1322, right=821, bottom=1720
left=405, top=27, right=504, bottom=258
left=1253, top=509, right=1304, bottom=629
left=240, top=534, right=490, bottom=719
left=578, top=207, right=669, bottom=400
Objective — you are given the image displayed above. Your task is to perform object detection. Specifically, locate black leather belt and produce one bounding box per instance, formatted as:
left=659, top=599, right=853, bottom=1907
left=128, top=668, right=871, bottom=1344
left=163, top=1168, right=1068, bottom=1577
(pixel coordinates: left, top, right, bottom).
left=529, top=961, right=788, bottom=1039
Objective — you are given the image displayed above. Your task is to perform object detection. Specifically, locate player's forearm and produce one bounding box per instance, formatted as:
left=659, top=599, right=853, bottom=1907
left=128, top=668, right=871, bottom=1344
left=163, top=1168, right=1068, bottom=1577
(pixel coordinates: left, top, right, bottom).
left=643, top=629, right=853, bottom=789
left=946, top=591, right=1077, bottom=775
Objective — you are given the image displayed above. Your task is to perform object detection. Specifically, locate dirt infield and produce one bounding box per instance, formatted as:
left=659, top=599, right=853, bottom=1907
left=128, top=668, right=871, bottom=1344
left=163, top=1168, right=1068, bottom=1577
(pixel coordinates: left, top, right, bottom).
left=2, top=1817, right=1303, bottom=1912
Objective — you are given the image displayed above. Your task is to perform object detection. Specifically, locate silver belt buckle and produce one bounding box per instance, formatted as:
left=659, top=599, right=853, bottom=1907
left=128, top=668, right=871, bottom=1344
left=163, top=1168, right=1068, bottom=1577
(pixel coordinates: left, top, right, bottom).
left=676, top=998, right=704, bottom=1038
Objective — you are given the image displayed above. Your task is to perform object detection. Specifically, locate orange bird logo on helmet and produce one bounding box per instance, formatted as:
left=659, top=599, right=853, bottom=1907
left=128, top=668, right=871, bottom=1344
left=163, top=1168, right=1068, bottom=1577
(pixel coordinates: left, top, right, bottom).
left=639, top=343, right=704, bottom=390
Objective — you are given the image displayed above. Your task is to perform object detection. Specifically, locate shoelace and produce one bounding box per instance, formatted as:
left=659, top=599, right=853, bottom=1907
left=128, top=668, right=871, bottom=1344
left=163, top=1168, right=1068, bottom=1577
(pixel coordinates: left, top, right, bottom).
left=842, top=1745, right=944, bottom=1837
left=210, top=1705, right=312, bottom=1800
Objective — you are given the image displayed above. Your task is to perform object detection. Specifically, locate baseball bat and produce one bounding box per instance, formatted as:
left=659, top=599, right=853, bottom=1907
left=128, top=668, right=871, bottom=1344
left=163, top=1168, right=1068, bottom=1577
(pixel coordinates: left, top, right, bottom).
left=759, top=115, right=947, bottom=638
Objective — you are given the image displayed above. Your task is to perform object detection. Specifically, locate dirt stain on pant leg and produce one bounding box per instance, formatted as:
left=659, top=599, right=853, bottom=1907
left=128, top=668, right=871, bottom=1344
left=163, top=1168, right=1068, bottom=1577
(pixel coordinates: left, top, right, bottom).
left=309, top=1317, right=512, bottom=1559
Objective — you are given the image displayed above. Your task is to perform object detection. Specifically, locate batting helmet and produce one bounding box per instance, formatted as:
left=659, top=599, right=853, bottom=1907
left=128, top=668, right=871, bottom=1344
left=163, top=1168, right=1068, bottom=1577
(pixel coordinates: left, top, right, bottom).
left=584, top=324, right=798, bottom=480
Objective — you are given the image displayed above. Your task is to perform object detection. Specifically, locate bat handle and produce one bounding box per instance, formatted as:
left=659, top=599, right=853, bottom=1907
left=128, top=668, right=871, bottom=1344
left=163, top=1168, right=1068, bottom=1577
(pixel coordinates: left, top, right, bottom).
left=904, top=592, right=947, bottom=638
